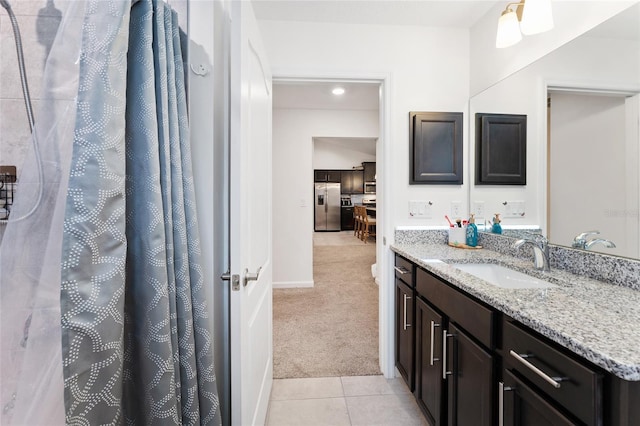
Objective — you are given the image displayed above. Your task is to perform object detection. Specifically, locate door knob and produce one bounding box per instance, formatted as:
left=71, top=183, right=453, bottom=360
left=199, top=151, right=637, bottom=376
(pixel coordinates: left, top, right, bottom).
left=244, top=266, right=262, bottom=286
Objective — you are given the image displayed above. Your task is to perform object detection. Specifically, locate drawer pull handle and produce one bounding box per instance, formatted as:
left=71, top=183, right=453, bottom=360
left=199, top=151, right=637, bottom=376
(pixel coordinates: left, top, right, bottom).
left=430, top=320, right=440, bottom=366
left=403, top=294, right=411, bottom=330
left=394, top=266, right=409, bottom=275
left=442, top=330, right=453, bottom=379
left=498, top=381, right=515, bottom=426
left=509, top=350, right=567, bottom=389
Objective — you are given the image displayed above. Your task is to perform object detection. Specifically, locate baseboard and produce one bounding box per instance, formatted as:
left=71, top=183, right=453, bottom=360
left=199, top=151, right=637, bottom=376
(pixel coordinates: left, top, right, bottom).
left=273, top=280, right=314, bottom=289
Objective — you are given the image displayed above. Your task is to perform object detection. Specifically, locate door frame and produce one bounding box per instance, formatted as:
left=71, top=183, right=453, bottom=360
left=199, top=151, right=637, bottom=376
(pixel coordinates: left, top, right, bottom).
left=272, top=71, right=395, bottom=378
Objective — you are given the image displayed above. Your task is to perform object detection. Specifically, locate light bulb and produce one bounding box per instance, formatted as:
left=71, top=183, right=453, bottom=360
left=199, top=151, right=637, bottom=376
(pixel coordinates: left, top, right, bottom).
left=496, top=8, right=522, bottom=48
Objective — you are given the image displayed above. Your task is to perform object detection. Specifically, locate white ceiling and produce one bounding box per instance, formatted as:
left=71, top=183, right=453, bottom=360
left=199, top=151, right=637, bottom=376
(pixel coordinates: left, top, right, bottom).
left=273, top=81, right=380, bottom=110
left=252, top=0, right=501, bottom=29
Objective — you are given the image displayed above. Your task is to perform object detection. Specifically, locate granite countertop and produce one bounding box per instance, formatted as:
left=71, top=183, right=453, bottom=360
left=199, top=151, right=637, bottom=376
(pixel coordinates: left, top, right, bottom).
left=391, top=242, right=640, bottom=382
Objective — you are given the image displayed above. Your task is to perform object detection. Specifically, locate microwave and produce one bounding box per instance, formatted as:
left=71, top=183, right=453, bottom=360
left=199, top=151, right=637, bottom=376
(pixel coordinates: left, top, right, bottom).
left=364, top=181, right=376, bottom=194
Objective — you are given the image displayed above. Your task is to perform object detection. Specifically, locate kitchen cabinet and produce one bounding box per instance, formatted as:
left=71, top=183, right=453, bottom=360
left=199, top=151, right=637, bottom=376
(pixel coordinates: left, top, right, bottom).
left=363, top=161, right=376, bottom=182
left=340, top=170, right=364, bottom=194
left=341, top=206, right=354, bottom=231
left=395, top=255, right=415, bottom=391
left=314, top=169, right=341, bottom=182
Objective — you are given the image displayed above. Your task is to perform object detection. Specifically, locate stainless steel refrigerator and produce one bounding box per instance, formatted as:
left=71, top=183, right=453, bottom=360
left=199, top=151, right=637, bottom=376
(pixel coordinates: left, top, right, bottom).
left=314, top=182, right=341, bottom=231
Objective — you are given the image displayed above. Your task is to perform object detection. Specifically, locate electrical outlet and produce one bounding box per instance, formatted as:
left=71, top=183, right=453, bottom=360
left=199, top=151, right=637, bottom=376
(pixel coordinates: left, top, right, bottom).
left=450, top=201, right=462, bottom=220
left=473, top=201, right=485, bottom=219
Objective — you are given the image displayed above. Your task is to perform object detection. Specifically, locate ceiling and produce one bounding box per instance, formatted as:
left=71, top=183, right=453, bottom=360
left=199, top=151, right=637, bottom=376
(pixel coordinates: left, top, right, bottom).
left=273, top=81, right=380, bottom=110
left=252, top=0, right=501, bottom=29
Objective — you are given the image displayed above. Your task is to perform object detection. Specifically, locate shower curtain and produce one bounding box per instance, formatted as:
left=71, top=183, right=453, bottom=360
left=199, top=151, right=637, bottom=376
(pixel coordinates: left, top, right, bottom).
left=0, top=0, right=221, bottom=424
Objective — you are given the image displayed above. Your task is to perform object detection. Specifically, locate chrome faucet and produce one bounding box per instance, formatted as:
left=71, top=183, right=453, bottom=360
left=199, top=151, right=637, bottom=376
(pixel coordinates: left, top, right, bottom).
left=585, top=238, right=617, bottom=250
left=572, top=230, right=616, bottom=251
left=513, top=233, right=551, bottom=272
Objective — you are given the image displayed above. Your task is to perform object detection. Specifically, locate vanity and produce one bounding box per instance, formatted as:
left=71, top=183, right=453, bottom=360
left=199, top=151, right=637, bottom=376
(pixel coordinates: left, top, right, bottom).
left=392, top=231, right=640, bottom=425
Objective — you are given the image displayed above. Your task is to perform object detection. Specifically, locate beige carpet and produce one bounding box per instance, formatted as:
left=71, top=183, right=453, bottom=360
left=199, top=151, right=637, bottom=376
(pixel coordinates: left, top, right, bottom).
left=273, top=232, right=380, bottom=378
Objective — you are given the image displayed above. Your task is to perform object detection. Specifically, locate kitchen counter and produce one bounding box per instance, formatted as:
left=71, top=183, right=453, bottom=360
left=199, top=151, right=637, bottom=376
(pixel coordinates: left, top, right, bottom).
left=391, top=242, right=640, bottom=381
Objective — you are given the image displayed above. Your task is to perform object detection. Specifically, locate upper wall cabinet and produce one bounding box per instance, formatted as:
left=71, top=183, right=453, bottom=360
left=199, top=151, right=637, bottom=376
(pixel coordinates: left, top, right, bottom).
left=410, top=112, right=463, bottom=184
left=475, top=113, right=527, bottom=185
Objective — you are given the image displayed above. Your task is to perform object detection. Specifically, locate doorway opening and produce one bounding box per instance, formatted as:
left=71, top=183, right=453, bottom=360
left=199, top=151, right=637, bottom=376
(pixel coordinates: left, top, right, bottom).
left=271, top=79, right=384, bottom=379
left=547, top=88, right=640, bottom=258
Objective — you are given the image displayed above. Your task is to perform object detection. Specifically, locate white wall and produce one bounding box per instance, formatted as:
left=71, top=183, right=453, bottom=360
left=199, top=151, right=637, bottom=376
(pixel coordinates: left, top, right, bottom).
left=313, top=138, right=376, bottom=170
left=272, top=108, right=378, bottom=287
left=469, top=1, right=638, bottom=95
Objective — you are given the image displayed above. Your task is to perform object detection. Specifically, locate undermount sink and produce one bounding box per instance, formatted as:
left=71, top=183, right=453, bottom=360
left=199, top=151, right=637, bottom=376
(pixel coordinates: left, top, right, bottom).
left=450, top=263, right=558, bottom=289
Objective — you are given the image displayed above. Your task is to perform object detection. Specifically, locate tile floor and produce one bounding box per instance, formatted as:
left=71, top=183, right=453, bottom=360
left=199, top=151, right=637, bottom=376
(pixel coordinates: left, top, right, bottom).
left=266, top=375, right=428, bottom=426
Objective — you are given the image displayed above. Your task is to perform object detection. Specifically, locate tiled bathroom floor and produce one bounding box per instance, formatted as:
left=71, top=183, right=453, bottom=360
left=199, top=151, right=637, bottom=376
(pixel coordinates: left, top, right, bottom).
left=266, top=375, right=428, bottom=426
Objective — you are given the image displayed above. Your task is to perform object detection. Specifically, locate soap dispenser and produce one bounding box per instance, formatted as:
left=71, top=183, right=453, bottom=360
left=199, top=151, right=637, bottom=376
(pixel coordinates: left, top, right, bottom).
left=491, top=213, right=502, bottom=234
left=466, top=214, right=478, bottom=247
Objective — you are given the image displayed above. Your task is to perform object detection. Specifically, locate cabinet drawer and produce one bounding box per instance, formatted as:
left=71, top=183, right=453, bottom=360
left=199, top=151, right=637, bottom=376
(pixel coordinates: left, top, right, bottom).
left=416, top=268, right=494, bottom=349
left=503, top=319, right=603, bottom=426
left=395, top=255, right=414, bottom=287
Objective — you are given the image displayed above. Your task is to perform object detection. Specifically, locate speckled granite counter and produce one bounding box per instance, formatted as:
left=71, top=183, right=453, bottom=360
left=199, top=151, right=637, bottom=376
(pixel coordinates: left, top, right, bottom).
left=391, top=242, right=640, bottom=382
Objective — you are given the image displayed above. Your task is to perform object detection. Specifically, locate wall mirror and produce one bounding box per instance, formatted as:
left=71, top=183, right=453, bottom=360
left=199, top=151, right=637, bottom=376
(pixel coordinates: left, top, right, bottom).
left=469, top=2, right=640, bottom=259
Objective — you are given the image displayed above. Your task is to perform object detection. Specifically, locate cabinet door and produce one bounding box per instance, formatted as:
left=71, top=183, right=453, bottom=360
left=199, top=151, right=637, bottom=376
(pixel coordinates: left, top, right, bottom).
left=501, top=370, right=575, bottom=426
left=410, top=112, right=463, bottom=184
left=446, top=323, right=493, bottom=426
left=326, top=170, right=341, bottom=183
left=415, top=298, right=444, bottom=426
left=340, top=171, right=353, bottom=193
left=363, top=162, right=376, bottom=182
left=396, top=279, right=415, bottom=391
left=351, top=170, right=364, bottom=194
left=314, top=170, right=327, bottom=182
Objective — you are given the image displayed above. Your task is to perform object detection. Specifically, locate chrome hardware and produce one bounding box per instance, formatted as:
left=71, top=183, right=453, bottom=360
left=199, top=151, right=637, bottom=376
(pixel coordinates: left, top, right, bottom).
left=243, top=266, right=262, bottom=287
left=403, top=294, right=412, bottom=330
left=509, top=350, right=568, bottom=389
left=442, top=330, right=453, bottom=379
left=498, top=381, right=515, bottom=426
left=513, top=232, right=551, bottom=272
left=572, top=230, right=616, bottom=251
left=221, top=272, right=240, bottom=291
left=394, top=266, right=409, bottom=275
left=430, top=320, right=440, bottom=365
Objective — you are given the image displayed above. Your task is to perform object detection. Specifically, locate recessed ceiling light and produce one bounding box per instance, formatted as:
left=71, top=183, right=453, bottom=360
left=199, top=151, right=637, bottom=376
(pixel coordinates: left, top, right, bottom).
left=332, top=87, right=345, bottom=96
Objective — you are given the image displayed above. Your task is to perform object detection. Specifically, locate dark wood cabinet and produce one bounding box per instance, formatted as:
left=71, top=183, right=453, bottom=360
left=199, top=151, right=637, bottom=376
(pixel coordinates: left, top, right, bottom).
left=314, top=169, right=341, bottom=182
left=414, top=267, right=495, bottom=426
left=410, top=111, right=463, bottom=184
left=475, top=113, right=527, bottom=185
left=340, top=170, right=364, bottom=194
left=415, top=298, right=444, bottom=426
left=395, top=256, right=415, bottom=391
left=501, top=370, right=575, bottom=426
left=341, top=206, right=354, bottom=231
left=446, top=323, right=494, bottom=426
left=363, top=161, right=376, bottom=182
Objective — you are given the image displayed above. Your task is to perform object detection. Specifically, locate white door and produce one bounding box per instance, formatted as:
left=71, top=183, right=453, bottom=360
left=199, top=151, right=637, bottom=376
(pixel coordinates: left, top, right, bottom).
left=229, top=1, right=273, bottom=425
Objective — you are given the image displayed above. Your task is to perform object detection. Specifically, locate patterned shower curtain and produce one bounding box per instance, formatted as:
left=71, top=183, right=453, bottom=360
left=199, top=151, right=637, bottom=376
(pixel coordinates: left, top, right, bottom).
left=60, top=0, right=220, bottom=424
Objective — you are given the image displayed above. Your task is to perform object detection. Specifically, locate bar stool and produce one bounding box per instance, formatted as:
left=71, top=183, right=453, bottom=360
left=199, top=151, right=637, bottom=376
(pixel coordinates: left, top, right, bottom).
left=362, top=207, right=376, bottom=243
left=353, top=206, right=364, bottom=240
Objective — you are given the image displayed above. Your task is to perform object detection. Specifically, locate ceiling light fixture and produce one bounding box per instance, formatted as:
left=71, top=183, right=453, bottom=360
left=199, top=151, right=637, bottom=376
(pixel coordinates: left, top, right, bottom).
left=496, top=0, right=554, bottom=49
left=332, top=87, right=345, bottom=96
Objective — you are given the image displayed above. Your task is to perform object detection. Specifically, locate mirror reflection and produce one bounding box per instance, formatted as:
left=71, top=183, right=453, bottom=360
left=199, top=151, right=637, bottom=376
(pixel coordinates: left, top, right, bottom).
left=469, top=3, right=640, bottom=259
